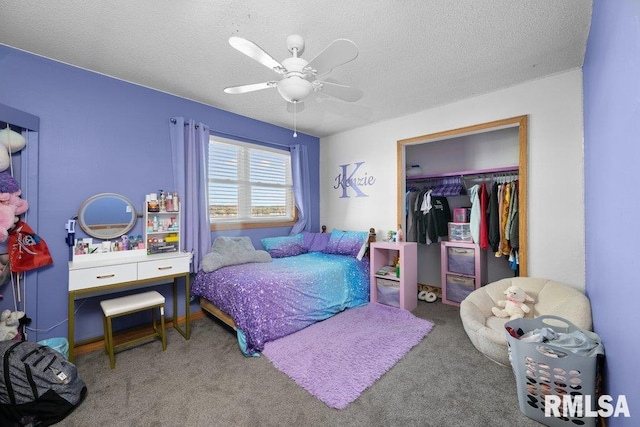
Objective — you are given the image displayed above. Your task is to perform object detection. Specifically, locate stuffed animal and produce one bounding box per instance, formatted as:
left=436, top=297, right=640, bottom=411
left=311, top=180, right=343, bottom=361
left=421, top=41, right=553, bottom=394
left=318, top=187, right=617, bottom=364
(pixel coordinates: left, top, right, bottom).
left=0, top=171, right=28, bottom=242
left=491, top=285, right=534, bottom=320
left=0, top=309, right=25, bottom=341
left=0, top=127, right=26, bottom=172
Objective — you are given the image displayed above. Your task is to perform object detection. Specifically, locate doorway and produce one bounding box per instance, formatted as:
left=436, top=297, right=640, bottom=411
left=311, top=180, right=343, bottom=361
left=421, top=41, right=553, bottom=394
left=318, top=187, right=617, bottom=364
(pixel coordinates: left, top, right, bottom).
left=396, top=115, right=528, bottom=288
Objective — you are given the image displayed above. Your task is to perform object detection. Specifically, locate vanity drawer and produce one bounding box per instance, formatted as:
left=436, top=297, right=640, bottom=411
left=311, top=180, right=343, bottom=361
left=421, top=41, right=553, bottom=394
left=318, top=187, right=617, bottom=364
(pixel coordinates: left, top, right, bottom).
left=138, top=256, right=190, bottom=280
left=69, top=263, right=138, bottom=291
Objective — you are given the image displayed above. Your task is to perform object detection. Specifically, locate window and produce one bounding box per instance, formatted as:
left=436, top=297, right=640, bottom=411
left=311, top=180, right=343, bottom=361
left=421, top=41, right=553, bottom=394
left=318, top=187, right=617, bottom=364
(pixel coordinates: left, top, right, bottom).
left=208, top=136, right=295, bottom=229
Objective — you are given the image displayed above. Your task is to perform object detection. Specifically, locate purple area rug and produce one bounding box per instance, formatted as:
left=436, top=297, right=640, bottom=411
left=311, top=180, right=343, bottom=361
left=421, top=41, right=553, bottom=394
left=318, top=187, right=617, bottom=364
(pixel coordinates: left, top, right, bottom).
left=262, top=303, right=434, bottom=409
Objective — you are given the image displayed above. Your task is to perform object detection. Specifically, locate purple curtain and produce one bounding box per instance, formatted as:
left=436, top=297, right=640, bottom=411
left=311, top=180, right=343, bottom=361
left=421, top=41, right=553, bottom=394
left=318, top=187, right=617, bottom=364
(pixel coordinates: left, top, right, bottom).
left=290, top=144, right=311, bottom=235
left=169, top=117, right=211, bottom=272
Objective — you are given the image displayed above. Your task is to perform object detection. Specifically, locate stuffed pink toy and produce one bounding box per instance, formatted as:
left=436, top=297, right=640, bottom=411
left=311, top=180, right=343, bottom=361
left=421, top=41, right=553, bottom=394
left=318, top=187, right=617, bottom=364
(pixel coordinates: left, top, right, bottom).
left=8, top=190, right=28, bottom=215
left=0, top=172, right=28, bottom=242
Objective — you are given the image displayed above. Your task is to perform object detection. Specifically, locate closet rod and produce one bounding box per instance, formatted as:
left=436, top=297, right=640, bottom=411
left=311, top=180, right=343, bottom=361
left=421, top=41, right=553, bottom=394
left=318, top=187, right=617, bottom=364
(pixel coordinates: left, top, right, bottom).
left=406, top=165, right=518, bottom=181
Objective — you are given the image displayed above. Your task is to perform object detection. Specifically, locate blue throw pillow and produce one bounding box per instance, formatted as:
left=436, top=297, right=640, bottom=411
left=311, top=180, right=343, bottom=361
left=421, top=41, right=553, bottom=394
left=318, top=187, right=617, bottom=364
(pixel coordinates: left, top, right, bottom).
left=261, top=234, right=308, bottom=258
left=322, top=228, right=368, bottom=257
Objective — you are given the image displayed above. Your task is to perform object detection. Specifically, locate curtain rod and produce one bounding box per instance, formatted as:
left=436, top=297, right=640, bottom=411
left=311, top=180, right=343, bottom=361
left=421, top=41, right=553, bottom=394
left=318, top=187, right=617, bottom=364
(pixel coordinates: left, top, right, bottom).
left=209, top=129, right=292, bottom=151
left=170, top=118, right=292, bottom=151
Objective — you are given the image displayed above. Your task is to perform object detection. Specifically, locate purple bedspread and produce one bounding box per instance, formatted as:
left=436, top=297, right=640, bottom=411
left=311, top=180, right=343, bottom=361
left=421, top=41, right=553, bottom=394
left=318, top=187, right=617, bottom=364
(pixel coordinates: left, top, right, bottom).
left=191, top=252, right=370, bottom=354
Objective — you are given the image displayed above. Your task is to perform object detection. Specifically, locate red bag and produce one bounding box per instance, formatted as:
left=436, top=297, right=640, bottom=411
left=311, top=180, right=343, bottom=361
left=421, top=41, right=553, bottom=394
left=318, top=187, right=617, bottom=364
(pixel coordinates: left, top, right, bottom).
left=8, top=221, right=53, bottom=273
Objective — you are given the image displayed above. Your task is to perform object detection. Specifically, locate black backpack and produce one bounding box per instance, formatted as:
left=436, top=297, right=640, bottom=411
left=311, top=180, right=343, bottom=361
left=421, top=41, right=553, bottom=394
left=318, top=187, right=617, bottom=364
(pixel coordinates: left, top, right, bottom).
left=0, top=340, right=87, bottom=426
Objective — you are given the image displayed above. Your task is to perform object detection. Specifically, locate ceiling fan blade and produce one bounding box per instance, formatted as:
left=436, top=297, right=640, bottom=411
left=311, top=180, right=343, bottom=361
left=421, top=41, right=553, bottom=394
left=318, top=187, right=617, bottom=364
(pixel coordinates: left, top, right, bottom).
left=286, top=101, right=305, bottom=114
left=224, top=81, right=277, bottom=94
left=315, top=81, right=363, bottom=102
left=229, top=37, right=286, bottom=74
left=305, top=39, right=358, bottom=76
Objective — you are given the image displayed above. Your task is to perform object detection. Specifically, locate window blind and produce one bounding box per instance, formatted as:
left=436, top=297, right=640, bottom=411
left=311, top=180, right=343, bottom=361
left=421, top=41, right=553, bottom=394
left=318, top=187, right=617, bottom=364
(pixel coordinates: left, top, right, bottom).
left=208, top=136, right=293, bottom=223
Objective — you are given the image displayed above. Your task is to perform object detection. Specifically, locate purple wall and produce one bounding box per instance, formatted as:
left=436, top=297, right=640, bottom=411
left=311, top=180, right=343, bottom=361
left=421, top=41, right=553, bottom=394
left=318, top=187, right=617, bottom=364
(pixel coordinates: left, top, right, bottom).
left=584, top=0, right=639, bottom=423
left=0, top=45, right=320, bottom=343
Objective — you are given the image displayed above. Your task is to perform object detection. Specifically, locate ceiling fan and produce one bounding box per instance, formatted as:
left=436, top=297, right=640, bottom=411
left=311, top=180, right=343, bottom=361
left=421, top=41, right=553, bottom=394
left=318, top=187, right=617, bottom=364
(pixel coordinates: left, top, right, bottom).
left=224, top=34, right=363, bottom=108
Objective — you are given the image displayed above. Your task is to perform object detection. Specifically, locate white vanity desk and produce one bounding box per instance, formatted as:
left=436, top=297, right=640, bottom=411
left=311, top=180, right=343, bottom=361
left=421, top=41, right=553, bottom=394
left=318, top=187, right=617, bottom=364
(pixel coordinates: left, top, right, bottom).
left=67, top=250, right=192, bottom=362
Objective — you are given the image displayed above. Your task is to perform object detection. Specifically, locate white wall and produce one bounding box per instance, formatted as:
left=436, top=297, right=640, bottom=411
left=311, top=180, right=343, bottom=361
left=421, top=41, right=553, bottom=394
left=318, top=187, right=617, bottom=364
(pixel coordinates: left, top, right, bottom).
left=405, top=126, right=520, bottom=173
left=320, top=69, right=585, bottom=290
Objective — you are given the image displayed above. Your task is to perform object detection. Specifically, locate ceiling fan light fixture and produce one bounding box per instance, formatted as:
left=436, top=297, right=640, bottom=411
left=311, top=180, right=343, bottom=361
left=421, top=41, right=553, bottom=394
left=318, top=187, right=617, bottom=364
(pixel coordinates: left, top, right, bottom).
left=277, top=76, right=312, bottom=103
left=224, top=35, right=362, bottom=135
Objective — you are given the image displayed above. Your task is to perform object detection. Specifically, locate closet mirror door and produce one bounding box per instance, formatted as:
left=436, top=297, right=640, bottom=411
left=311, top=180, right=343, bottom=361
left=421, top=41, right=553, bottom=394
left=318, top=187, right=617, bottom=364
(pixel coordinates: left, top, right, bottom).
left=397, top=115, right=528, bottom=276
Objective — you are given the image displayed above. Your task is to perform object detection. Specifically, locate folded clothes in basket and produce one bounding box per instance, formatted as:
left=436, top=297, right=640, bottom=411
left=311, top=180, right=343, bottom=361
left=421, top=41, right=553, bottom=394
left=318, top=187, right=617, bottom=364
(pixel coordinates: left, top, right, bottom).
left=515, top=327, right=604, bottom=358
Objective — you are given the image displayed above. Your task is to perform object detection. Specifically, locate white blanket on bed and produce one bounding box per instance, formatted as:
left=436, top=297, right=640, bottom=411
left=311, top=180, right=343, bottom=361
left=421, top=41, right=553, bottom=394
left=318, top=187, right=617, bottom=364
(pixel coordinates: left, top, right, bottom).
left=201, top=236, right=272, bottom=273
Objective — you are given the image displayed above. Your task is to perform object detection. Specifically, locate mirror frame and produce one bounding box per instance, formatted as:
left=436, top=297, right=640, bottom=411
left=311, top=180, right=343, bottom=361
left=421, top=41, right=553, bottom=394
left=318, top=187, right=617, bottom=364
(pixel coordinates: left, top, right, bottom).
left=77, top=193, right=137, bottom=240
left=396, top=115, right=528, bottom=276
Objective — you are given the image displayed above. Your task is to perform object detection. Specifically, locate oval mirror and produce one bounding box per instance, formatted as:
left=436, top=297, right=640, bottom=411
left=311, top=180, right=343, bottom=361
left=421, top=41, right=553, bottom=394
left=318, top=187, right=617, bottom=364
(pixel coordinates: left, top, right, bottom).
left=77, top=193, right=137, bottom=240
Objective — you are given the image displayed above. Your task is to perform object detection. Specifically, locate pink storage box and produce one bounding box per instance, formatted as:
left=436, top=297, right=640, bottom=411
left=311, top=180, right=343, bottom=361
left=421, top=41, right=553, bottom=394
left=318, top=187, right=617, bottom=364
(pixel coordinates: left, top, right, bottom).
left=453, top=208, right=469, bottom=223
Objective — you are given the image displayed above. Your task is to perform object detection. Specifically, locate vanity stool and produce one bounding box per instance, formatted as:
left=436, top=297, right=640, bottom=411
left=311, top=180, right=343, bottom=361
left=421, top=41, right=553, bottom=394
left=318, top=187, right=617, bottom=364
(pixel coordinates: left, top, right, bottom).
left=100, top=290, right=167, bottom=369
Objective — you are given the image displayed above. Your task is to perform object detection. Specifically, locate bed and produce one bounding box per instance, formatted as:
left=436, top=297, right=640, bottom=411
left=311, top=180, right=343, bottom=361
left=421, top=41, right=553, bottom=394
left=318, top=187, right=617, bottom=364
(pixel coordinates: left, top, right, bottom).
left=191, top=227, right=375, bottom=355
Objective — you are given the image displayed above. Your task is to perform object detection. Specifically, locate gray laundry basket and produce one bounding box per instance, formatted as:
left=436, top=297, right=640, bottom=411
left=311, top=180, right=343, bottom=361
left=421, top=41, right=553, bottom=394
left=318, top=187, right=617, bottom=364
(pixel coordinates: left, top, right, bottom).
left=505, top=315, right=604, bottom=427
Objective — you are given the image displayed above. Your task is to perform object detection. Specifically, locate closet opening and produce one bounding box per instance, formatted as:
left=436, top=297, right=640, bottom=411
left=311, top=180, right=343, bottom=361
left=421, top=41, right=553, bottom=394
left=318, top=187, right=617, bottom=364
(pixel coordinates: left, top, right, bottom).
left=396, top=116, right=528, bottom=300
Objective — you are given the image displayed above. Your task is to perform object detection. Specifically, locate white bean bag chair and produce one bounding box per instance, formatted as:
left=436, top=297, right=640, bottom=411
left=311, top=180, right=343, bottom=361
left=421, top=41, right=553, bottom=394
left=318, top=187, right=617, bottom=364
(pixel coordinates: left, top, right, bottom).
left=459, top=277, right=592, bottom=366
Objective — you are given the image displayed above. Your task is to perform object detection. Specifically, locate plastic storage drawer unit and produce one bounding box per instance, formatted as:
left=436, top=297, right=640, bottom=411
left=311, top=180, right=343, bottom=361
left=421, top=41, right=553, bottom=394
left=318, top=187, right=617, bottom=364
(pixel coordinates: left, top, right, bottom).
left=448, top=222, right=472, bottom=242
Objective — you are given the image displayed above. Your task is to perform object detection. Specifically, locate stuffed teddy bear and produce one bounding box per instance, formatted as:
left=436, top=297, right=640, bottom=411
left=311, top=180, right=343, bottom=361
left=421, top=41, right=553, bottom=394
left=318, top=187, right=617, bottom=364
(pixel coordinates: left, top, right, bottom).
left=0, top=309, right=25, bottom=341
left=491, top=285, right=534, bottom=320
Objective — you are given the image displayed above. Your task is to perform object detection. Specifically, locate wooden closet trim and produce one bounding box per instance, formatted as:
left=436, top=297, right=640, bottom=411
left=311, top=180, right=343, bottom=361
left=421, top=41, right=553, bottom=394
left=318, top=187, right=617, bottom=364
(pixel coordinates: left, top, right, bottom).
left=396, top=115, right=528, bottom=276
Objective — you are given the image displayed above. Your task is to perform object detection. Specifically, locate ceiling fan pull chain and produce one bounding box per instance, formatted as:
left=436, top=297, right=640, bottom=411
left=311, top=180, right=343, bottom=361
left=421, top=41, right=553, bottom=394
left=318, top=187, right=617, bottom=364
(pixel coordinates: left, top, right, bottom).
left=293, top=103, right=298, bottom=137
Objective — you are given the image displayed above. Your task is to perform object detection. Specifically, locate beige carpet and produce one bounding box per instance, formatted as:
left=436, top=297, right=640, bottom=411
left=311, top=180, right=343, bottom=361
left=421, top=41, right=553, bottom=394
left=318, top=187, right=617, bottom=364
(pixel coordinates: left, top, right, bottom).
left=63, top=300, right=541, bottom=426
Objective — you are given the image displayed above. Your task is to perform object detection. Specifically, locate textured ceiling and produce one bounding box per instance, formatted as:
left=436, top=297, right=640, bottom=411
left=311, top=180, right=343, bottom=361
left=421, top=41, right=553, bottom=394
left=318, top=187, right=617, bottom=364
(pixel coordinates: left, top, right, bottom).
left=0, top=1, right=592, bottom=137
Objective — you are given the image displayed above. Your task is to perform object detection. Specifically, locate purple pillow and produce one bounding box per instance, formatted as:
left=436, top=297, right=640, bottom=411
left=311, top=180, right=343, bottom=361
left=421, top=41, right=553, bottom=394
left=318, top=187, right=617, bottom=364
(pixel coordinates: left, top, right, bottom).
left=301, top=231, right=331, bottom=252
left=261, top=234, right=308, bottom=258
left=322, top=228, right=369, bottom=257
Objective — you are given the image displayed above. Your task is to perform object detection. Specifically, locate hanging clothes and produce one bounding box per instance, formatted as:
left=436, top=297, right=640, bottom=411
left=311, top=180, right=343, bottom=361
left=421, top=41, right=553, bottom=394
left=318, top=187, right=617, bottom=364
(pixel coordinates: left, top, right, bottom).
left=506, top=180, right=519, bottom=249
left=479, top=182, right=490, bottom=249
left=415, top=188, right=431, bottom=244
left=499, top=182, right=512, bottom=256
left=406, top=190, right=420, bottom=242
left=426, top=196, right=451, bottom=244
left=468, top=184, right=480, bottom=244
left=495, top=183, right=505, bottom=257
left=488, top=182, right=500, bottom=252
left=407, top=170, right=517, bottom=252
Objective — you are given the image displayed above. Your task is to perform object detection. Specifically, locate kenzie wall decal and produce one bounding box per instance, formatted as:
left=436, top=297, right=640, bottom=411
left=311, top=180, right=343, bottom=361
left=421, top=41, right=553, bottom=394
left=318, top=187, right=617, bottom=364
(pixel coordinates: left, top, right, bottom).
left=333, top=162, right=376, bottom=198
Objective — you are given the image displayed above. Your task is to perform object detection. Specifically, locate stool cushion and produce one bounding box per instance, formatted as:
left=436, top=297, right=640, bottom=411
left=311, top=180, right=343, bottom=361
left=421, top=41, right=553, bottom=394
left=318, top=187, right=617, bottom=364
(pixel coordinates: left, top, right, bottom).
left=100, top=291, right=165, bottom=317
